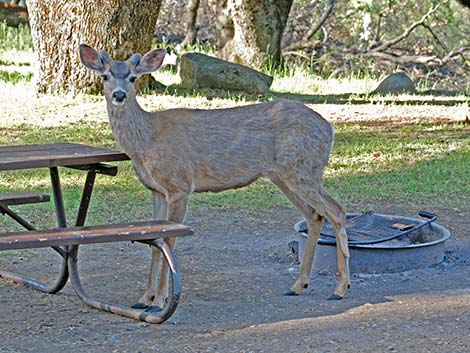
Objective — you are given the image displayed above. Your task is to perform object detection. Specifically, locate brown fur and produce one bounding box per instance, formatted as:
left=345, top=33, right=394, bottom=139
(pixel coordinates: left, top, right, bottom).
left=79, top=44, right=351, bottom=309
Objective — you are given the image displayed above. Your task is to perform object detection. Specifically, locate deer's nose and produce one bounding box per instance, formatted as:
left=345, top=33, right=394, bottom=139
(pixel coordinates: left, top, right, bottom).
left=112, top=90, right=127, bottom=102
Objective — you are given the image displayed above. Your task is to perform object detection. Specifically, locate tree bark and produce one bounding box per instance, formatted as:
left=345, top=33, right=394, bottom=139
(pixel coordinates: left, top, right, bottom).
left=218, top=0, right=293, bottom=69
left=27, top=0, right=162, bottom=94
left=210, top=0, right=233, bottom=49
left=181, top=0, right=200, bottom=46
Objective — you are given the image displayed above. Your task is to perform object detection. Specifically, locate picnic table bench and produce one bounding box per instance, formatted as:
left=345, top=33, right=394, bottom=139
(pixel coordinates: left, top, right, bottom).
left=0, top=221, right=193, bottom=324
left=0, top=143, right=193, bottom=323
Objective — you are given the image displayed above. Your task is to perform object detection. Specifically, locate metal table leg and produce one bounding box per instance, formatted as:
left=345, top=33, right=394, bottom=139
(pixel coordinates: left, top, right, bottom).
left=1, top=165, right=113, bottom=294
left=0, top=257, right=69, bottom=293
left=0, top=203, right=37, bottom=231
left=49, top=166, right=68, bottom=228
left=68, top=239, right=181, bottom=324
left=75, top=170, right=96, bottom=227
left=0, top=167, right=70, bottom=293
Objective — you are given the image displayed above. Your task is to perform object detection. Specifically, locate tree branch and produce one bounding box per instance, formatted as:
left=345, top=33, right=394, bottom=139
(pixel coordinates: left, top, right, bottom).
left=282, top=0, right=334, bottom=52
left=365, top=51, right=438, bottom=65
left=364, top=46, right=469, bottom=66
left=439, top=46, right=470, bottom=64
left=306, top=0, right=335, bottom=40
left=283, top=39, right=324, bottom=52
left=370, top=4, right=440, bottom=52
left=283, top=51, right=312, bottom=61
left=421, top=23, right=448, bottom=52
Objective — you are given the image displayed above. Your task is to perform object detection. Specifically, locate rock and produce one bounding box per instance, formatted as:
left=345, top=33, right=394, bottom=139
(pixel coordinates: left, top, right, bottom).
left=179, top=53, right=273, bottom=93
left=372, top=72, right=415, bottom=95
left=0, top=3, right=29, bottom=27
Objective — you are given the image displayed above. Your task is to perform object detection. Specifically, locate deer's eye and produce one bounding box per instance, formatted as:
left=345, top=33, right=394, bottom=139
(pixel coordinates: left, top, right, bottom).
left=129, top=76, right=136, bottom=83
left=101, top=74, right=109, bottom=81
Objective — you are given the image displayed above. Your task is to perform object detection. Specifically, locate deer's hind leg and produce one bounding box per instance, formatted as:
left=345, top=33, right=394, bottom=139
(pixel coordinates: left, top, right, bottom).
left=280, top=175, right=350, bottom=299
left=317, top=189, right=350, bottom=299
left=270, top=176, right=324, bottom=296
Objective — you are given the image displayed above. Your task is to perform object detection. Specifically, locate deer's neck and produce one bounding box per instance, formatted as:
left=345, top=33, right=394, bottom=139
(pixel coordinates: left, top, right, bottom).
left=106, top=97, right=153, bottom=158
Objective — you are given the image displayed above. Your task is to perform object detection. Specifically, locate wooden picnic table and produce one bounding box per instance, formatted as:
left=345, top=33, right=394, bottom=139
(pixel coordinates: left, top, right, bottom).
left=0, top=142, right=130, bottom=171
left=0, top=143, right=193, bottom=323
left=0, top=142, right=130, bottom=230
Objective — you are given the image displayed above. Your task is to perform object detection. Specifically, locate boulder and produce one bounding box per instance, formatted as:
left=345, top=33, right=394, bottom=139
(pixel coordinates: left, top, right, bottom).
left=372, top=72, right=415, bottom=95
left=179, top=53, right=273, bottom=93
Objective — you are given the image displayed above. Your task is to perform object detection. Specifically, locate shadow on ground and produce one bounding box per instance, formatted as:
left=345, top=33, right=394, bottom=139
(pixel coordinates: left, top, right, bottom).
left=155, top=83, right=469, bottom=107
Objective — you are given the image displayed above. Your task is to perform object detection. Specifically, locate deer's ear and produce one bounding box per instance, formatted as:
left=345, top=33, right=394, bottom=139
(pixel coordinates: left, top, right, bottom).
left=79, top=44, right=105, bottom=72
left=134, top=49, right=166, bottom=75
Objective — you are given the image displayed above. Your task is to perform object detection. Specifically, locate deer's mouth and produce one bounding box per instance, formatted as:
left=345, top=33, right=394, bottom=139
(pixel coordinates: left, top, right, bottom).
left=112, top=98, right=126, bottom=106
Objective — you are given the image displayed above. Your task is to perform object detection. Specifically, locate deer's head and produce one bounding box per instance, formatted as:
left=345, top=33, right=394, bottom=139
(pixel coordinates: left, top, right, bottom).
left=79, top=44, right=166, bottom=106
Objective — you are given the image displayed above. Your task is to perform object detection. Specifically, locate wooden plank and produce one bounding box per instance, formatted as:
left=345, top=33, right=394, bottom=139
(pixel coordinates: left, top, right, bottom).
left=0, top=221, right=193, bottom=251
left=0, top=192, right=50, bottom=206
left=0, top=143, right=129, bottom=171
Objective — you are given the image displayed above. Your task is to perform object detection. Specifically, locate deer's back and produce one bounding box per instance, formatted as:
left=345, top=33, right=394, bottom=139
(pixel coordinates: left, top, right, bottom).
left=139, top=99, right=333, bottom=193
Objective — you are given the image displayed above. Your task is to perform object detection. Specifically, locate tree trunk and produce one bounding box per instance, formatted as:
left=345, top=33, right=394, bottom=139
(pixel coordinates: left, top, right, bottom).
left=209, top=0, right=233, bottom=49
left=218, top=0, right=293, bottom=69
left=181, top=0, right=200, bottom=46
left=27, top=0, right=162, bottom=94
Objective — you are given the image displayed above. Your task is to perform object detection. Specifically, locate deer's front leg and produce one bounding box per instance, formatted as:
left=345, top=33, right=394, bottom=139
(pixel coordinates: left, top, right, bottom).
left=133, top=191, right=168, bottom=309
left=148, top=192, right=189, bottom=312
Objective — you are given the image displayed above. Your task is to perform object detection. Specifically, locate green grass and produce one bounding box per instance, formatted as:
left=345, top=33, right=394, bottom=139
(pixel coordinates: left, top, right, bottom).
left=270, top=66, right=378, bottom=95
left=0, top=69, right=32, bottom=83
left=0, top=118, right=468, bottom=233
left=0, top=248, right=36, bottom=259
left=193, top=121, right=470, bottom=210
left=0, top=21, right=32, bottom=52
left=329, top=152, right=470, bottom=205
left=327, top=122, right=470, bottom=207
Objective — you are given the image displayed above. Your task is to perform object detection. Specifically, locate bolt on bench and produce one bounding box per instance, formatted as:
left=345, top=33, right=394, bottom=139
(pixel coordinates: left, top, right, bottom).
left=0, top=143, right=193, bottom=323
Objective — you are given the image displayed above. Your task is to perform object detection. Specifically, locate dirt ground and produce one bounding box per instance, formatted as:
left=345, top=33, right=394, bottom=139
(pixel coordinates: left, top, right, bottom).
left=0, top=201, right=469, bottom=353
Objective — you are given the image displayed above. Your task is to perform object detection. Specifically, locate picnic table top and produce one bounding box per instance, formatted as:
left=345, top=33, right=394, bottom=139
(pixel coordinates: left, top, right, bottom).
left=0, top=143, right=130, bottom=171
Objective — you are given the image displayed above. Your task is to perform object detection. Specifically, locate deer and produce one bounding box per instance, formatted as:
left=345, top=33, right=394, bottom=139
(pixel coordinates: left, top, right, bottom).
left=79, top=44, right=350, bottom=313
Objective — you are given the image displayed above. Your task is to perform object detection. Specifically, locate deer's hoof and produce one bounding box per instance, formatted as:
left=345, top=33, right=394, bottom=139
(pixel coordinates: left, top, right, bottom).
left=131, top=302, right=150, bottom=310
left=327, top=294, right=343, bottom=301
left=145, top=305, right=162, bottom=313
left=284, top=290, right=299, bottom=296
